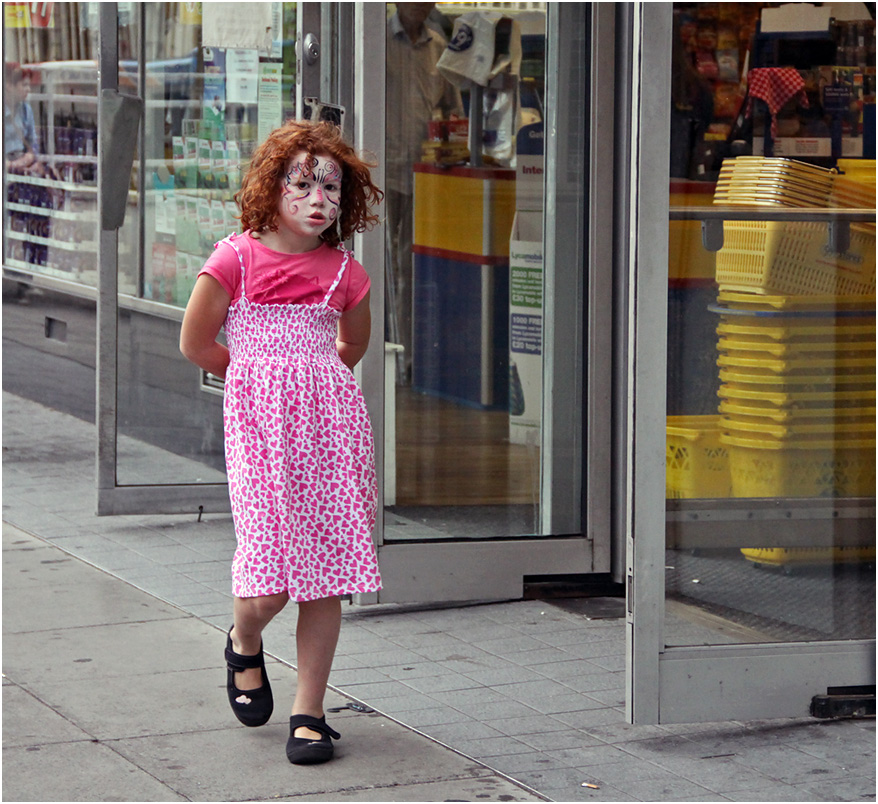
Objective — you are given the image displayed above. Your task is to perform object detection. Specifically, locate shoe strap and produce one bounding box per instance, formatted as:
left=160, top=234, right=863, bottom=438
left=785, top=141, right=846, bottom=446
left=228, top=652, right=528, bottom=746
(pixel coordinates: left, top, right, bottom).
left=289, top=714, right=341, bottom=741
left=225, top=644, right=265, bottom=671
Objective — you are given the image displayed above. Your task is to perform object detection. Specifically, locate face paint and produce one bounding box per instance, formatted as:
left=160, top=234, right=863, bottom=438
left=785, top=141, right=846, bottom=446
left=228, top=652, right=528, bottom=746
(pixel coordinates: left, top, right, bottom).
left=275, top=151, right=343, bottom=247
left=281, top=153, right=342, bottom=221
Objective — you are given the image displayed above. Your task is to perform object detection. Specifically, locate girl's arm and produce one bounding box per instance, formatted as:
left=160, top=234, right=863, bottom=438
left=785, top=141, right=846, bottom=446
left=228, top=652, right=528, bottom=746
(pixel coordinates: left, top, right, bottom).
left=180, top=274, right=232, bottom=378
left=337, top=290, right=371, bottom=370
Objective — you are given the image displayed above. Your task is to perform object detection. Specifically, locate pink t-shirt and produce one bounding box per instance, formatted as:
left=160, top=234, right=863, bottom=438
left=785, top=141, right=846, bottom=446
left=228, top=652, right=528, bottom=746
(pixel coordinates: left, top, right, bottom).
left=198, top=233, right=370, bottom=312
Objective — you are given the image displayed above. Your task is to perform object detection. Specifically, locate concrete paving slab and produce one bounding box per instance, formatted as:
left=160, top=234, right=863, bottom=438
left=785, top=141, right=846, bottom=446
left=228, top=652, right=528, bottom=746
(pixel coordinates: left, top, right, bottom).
left=108, top=716, right=530, bottom=802
left=2, top=740, right=188, bottom=802
left=3, top=558, right=183, bottom=633
left=2, top=684, right=94, bottom=748
left=1, top=524, right=545, bottom=803
left=274, top=775, right=540, bottom=801
left=2, top=618, right=241, bottom=687
left=22, top=666, right=307, bottom=741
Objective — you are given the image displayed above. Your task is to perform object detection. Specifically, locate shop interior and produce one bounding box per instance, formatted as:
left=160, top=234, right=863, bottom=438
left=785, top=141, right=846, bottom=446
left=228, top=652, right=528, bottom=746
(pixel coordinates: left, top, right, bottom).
left=664, top=1, right=876, bottom=645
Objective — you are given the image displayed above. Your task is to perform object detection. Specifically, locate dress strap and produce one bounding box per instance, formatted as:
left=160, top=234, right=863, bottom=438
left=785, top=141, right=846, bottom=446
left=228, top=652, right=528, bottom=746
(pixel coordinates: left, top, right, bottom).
left=220, top=233, right=247, bottom=298
left=322, top=248, right=351, bottom=305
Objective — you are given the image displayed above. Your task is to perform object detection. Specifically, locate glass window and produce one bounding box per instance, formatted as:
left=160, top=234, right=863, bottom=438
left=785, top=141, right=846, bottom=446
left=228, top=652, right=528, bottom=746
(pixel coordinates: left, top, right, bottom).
left=665, top=2, right=876, bottom=645
left=383, top=2, right=548, bottom=540
left=4, top=4, right=100, bottom=288
left=115, top=2, right=297, bottom=485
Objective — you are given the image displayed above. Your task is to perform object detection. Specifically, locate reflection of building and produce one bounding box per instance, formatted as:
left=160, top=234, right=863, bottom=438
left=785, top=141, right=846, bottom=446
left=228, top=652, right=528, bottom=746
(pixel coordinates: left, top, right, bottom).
left=3, top=3, right=875, bottom=725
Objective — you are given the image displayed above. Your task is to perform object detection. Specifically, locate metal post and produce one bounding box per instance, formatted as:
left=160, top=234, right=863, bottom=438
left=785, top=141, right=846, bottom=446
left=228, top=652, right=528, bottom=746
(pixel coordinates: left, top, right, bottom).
left=96, top=3, right=119, bottom=512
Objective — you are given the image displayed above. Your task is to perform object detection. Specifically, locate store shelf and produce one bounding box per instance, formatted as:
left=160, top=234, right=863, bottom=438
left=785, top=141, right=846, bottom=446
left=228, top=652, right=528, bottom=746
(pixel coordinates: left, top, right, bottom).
left=6, top=202, right=97, bottom=222
left=6, top=173, right=97, bottom=193
left=6, top=229, right=97, bottom=252
left=28, top=92, right=97, bottom=105
left=4, top=257, right=87, bottom=282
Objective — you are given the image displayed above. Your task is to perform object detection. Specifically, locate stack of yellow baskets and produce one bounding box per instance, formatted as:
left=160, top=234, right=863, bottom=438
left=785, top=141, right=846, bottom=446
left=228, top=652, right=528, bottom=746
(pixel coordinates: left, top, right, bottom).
left=710, top=157, right=876, bottom=567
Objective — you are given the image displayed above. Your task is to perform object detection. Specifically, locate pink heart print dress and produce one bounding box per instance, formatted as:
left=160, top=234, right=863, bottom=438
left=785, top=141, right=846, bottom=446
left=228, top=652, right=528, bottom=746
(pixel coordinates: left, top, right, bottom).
left=220, top=234, right=381, bottom=602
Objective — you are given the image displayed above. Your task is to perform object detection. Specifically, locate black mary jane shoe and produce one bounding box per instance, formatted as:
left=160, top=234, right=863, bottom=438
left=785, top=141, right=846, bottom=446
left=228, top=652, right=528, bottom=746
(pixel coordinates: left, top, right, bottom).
left=225, top=626, right=273, bottom=727
left=286, top=715, right=341, bottom=765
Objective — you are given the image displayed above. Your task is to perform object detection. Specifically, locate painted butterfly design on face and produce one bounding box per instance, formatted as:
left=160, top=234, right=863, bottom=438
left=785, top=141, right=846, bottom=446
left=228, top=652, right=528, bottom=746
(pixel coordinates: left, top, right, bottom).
left=282, top=152, right=343, bottom=225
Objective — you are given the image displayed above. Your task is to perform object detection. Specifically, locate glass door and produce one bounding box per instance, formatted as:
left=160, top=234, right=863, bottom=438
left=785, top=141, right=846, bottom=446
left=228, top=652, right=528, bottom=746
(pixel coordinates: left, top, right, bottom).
left=97, top=2, right=293, bottom=514
left=349, top=3, right=611, bottom=603
left=627, top=2, right=875, bottom=724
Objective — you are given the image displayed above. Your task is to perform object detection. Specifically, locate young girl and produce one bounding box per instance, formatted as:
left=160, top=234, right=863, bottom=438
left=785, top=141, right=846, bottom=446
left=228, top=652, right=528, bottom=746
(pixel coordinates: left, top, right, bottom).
left=180, top=120, right=383, bottom=765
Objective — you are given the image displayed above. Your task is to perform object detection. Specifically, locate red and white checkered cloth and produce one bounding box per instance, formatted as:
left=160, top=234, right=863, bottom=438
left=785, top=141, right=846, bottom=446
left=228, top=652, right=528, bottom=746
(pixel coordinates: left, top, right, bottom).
left=745, top=68, right=809, bottom=138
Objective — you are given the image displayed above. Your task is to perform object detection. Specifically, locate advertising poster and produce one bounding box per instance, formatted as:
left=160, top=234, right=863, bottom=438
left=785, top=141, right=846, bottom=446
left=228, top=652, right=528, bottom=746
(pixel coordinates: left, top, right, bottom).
left=202, top=2, right=274, bottom=52
left=257, top=62, right=283, bottom=144
left=226, top=49, right=259, bottom=105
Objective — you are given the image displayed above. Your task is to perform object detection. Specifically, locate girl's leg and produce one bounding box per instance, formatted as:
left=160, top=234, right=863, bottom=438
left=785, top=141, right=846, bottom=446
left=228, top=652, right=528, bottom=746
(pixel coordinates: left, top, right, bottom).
left=230, top=592, right=289, bottom=689
left=291, top=595, right=342, bottom=739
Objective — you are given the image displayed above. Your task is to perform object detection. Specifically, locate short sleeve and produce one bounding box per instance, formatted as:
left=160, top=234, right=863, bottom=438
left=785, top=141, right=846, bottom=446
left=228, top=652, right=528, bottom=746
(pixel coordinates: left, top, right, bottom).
left=341, top=255, right=371, bottom=311
left=198, top=239, right=242, bottom=301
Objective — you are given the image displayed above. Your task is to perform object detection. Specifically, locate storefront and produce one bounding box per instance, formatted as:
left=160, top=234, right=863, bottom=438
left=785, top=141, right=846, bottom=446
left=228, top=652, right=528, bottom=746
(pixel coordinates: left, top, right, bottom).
left=3, top=2, right=875, bottom=724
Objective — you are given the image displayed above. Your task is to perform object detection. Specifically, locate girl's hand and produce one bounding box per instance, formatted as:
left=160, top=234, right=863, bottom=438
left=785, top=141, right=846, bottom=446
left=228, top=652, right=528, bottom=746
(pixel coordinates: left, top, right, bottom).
left=336, top=290, right=371, bottom=370
left=180, top=274, right=232, bottom=378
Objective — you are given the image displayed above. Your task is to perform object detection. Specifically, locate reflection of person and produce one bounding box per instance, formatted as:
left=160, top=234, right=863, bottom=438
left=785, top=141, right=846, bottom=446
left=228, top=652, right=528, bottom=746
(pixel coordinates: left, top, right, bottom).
left=4, top=64, right=42, bottom=175
left=669, top=17, right=714, bottom=179
left=180, top=120, right=384, bottom=766
left=386, top=2, right=463, bottom=377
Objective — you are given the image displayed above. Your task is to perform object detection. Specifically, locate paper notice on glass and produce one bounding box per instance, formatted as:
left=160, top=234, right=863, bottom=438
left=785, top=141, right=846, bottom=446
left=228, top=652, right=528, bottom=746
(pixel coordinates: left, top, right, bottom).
left=257, top=63, right=283, bottom=145
left=226, top=49, right=259, bottom=104
left=202, top=2, right=273, bottom=52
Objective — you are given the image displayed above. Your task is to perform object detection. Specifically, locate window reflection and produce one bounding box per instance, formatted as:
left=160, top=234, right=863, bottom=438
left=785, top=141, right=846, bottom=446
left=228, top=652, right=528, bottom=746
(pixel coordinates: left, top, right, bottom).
left=384, top=3, right=547, bottom=540
left=665, top=2, right=876, bottom=646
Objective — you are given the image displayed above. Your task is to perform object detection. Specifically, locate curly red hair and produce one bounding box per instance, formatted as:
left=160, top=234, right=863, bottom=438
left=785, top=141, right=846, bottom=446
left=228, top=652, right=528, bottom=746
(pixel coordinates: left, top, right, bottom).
left=235, top=120, right=383, bottom=247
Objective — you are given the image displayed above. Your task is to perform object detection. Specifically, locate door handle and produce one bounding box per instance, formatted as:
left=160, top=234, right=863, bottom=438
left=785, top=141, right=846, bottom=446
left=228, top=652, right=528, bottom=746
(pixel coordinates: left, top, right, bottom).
left=304, top=32, right=320, bottom=65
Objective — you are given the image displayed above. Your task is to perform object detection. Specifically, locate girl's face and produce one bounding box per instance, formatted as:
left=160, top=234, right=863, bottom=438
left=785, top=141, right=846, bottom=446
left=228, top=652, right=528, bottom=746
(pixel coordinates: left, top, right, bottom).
left=277, top=151, right=342, bottom=245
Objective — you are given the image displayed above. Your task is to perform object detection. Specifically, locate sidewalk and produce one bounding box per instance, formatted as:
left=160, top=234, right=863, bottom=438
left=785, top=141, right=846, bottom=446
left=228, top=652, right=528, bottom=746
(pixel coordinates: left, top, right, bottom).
left=3, top=523, right=542, bottom=802
left=3, top=391, right=876, bottom=802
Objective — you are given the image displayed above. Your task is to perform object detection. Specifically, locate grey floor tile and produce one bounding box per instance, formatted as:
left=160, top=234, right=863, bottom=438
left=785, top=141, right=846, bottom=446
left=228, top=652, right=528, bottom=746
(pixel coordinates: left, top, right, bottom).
left=789, top=776, right=876, bottom=802
left=559, top=669, right=623, bottom=694
left=380, top=661, right=454, bottom=681
left=372, top=693, right=450, bottom=714
left=450, top=734, right=534, bottom=759
left=486, top=678, right=574, bottom=703
left=607, top=776, right=717, bottom=801
left=552, top=743, right=633, bottom=768
left=584, top=654, right=626, bottom=672
left=527, top=658, right=607, bottom=681
left=420, top=720, right=506, bottom=744
left=476, top=634, right=553, bottom=656
left=551, top=708, right=626, bottom=729
left=457, top=664, right=548, bottom=686
left=485, top=751, right=572, bottom=774
left=581, top=722, right=669, bottom=744
left=482, top=713, right=585, bottom=739
left=578, top=687, right=625, bottom=708
left=728, top=744, right=858, bottom=784
left=515, top=728, right=606, bottom=752
left=334, top=648, right=427, bottom=671
left=460, top=700, right=542, bottom=722
left=399, top=673, right=482, bottom=694
left=724, top=785, right=833, bottom=802
left=394, top=706, right=472, bottom=728
left=505, top=647, right=581, bottom=667
left=558, top=639, right=624, bottom=660
left=327, top=667, right=393, bottom=686
left=428, top=686, right=511, bottom=708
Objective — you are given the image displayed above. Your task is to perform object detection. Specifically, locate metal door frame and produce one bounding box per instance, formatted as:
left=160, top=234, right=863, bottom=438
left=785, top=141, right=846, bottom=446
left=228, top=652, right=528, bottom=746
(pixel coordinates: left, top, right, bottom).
left=624, top=2, right=875, bottom=725
left=96, top=2, right=230, bottom=515
left=349, top=4, right=610, bottom=604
